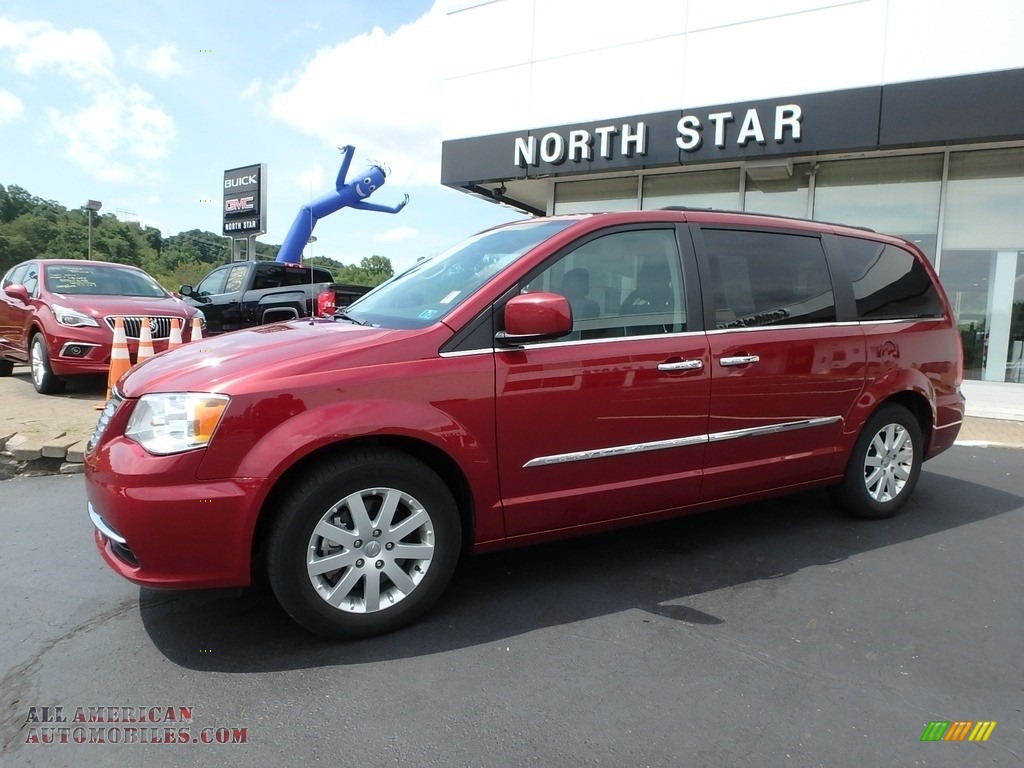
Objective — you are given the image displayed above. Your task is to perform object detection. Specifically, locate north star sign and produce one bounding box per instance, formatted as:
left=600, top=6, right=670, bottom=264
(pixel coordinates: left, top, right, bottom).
left=514, top=103, right=802, bottom=167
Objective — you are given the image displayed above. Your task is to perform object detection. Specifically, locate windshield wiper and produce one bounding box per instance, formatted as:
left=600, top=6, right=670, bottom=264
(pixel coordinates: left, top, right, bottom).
left=336, top=310, right=367, bottom=326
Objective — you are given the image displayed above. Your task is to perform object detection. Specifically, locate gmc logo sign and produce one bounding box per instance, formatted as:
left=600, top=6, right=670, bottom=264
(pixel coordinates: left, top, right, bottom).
left=225, top=196, right=255, bottom=213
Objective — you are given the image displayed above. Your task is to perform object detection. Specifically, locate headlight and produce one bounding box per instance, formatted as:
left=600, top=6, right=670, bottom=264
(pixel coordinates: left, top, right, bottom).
left=194, top=309, right=206, bottom=326
left=52, top=304, right=99, bottom=327
left=125, top=393, right=230, bottom=455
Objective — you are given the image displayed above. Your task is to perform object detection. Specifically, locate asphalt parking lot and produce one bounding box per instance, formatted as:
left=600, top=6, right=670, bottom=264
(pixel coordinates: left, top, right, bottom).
left=0, top=446, right=1021, bottom=767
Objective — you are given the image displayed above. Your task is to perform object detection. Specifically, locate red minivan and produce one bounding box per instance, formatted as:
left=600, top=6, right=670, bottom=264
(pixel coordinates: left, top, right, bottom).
left=84, top=210, right=965, bottom=638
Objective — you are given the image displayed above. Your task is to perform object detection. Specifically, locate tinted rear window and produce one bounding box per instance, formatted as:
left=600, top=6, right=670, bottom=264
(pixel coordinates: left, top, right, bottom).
left=253, top=264, right=334, bottom=289
left=701, top=228, right=837, bottom=328
left=840, top=237, right=944, bottom=320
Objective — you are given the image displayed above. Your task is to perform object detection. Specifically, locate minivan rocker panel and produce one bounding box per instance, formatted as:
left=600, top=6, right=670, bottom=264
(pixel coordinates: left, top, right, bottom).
left=85, top=209, right=965, bottom=638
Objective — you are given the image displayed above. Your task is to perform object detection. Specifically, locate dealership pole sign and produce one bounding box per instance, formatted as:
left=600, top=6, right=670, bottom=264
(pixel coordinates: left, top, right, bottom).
left=222, top=164, right=267, bottom=237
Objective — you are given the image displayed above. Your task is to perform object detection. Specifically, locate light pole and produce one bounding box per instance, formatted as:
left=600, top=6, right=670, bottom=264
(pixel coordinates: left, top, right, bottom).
left=85, top=200, right=102, bottom=260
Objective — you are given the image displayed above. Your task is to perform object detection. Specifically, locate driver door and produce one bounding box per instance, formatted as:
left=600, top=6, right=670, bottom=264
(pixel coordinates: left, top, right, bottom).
left=494, top=226, right=710, bottom=541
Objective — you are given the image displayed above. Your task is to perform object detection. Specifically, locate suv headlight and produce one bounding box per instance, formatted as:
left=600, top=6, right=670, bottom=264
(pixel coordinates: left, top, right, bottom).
left=52, top=304, right=99, bottom=328
left=125, top=393, right=230, bottom=455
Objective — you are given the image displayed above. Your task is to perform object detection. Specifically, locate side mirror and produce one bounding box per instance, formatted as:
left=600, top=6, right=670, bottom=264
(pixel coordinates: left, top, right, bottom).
left=178, top=284, right=194, bottom=297
left=496, top=292, right=573, bottom=345
left=3, top=284, right=30, bottom=303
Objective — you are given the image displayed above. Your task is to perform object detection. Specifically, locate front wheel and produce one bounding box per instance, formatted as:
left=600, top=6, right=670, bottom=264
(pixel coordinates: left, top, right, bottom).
left=30, top=334, right=65, bottom=395
left=833, top=404, right=923, bottom=520
left=267, top=450, right=462, bottom=639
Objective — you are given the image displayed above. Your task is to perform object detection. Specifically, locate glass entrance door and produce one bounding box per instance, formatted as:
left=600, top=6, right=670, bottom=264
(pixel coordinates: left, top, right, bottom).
left=941, top=148, right=1024, bottom=383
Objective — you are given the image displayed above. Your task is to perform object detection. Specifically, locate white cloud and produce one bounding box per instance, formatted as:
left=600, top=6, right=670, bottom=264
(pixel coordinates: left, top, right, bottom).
left=48, top=87, right=176, bottom=182
left=375, top=225, right=419, bottom=242
left=240, top=77, right=263, bottom=101
left=126, top=43, right=182, bottom=78
left=297, top=163, right=326, bottom=193
left=0, top=88, right=23, bottom=123
left=267, top=3, right=447, bottom=186
left=0, top=18, right=176, bottom=182
left=0, top=19, right=114, bottom=87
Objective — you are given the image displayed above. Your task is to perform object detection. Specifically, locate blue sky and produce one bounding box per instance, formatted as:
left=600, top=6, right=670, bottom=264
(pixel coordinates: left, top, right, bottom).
left=0, top=0, right=524, bottom=272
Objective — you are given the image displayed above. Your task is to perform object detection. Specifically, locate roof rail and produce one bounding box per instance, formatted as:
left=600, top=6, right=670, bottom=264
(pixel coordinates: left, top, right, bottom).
left=658, top=206, right=876, bottom=232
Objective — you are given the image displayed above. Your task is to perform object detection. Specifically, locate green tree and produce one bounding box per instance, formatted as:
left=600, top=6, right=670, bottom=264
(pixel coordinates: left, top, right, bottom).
left=360, top=255, right=393, bottom=281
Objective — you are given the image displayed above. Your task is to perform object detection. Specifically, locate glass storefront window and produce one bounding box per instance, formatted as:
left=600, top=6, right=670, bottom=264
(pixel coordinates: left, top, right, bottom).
left=813, top=155, right=942, bottom=261
left=743, top=163, right=812, bottom=218
left=553, top=177, right=638, bottom=214
left=941, top=148, right=1024, bottom=383
left=641, top=169, right=741, bottom=211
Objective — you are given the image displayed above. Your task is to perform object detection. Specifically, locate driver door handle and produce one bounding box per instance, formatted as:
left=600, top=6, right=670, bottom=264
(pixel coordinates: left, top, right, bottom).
left=658, top=359, right=703, bottom=372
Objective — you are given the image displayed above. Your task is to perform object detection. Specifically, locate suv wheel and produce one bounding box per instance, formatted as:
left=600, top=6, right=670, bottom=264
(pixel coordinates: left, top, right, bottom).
left=834, top=404, right=922, bottom=520
left=30, top=334, right=66, bottom=395
left=267, top=450, right=462, bottom=639
left=0, top=360, right=13, bottom=377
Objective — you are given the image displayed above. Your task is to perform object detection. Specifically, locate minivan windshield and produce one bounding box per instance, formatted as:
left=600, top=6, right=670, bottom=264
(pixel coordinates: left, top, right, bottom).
left=343, top=219, right=575, bottom=329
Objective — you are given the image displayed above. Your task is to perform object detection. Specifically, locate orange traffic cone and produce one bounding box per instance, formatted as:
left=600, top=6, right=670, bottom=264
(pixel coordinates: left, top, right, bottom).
left=191, top=316, right=203, bottom=342
left=100, top=316, right=131, bottom=405
left=168, top=317, right=183, bottom=350
left=136, top=317, right=155, bottom=364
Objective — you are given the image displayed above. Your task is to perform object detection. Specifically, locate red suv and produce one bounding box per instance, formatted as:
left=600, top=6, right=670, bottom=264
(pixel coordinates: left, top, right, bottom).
left=0, top=259, right=203, bottom=394
left=84, top=210, right=965, bottom=638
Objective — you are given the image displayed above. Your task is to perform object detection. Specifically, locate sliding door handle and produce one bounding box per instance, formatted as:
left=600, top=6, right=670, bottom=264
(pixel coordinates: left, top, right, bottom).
left=719, top=355, right=760, bottom=366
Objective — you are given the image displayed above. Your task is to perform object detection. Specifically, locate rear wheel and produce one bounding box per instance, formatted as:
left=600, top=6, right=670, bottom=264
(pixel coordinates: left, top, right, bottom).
left=267, top=450, right=462, bottom=639
left=30, top=334, right=65, bottom=395
left=834, top=404, right=922, bottom=520
left=0, top=360, right=13, bottom=376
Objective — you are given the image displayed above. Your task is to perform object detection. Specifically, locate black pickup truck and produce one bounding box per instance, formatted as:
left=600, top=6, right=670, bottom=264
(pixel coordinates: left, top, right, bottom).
left=179, top=261, right=369, bottom=334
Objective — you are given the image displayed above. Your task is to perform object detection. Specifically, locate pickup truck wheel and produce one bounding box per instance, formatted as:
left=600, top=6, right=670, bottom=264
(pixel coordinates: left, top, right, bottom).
left=0, top=360, right=13, bottom=376
left=30, top=334, right=66, bottom=394
left=833, top=404, right=922, bottom=520
left=267, top=450, right=462, bottom=639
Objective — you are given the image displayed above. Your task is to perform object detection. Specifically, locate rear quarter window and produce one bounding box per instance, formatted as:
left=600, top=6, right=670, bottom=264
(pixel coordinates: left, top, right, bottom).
left=840, top=237, right=944, bottom=320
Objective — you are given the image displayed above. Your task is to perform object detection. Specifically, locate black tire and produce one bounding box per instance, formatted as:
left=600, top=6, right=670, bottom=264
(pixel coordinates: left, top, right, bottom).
left=0, top=359, right=13, bottom=376
left=833, top=404, right=923, bottom=520
left=30, top=334, right=66, bottom=395
left=267, top=449, right=462, bottom=639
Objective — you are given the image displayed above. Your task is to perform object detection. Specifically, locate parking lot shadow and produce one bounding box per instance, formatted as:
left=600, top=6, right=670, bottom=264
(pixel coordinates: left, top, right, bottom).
left=138, top=467, right=1022, bottom=671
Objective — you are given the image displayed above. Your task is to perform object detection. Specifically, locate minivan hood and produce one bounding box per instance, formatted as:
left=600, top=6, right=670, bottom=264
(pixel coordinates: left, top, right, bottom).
left=119, top=320, right=415, bottom=397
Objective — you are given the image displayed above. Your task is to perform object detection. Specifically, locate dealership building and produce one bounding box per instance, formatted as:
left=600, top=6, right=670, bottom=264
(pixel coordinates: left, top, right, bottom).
left=440, top=0, right=1024, bottom=415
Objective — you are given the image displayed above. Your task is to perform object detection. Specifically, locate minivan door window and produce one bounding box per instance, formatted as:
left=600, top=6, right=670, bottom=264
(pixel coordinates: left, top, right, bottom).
left=523, top=228, right=687, bottom=340
left=702, top=228, right=837, bottom=328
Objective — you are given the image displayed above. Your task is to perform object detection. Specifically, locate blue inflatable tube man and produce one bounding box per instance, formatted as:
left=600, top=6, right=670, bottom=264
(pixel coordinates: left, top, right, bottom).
left=275, top=145, right=409, bottom=264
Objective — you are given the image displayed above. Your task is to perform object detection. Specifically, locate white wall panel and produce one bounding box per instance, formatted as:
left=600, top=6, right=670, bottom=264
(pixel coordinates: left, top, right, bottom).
left=883, top=0, right=1024, bottom=83
left=442, top=0, right=1024, bottom=136
left=532, top=0, right=688, bottom=61
left=686, top=0, right=867, bottom=32
left=443, top=65, right=533, bottom=139
left=682, top=1, right=886, bottom=106
left=529, top=35, right=685, bottom=126
left=444, top=0, right=535, bottom=78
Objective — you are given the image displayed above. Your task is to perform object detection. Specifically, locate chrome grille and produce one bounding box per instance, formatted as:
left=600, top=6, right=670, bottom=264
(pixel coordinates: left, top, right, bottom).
left=104, top=315, right=181, bottom=340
